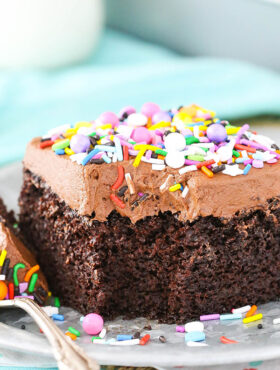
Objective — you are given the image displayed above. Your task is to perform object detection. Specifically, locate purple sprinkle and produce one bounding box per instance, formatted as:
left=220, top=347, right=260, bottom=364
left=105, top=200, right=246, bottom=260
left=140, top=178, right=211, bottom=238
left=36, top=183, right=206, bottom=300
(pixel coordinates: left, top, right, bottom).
left=155, top=129, right=164, bottom=138
left=185, top=159, right=200, bottom=165
left=176, top=325, right=185, bottom=333
left=243, top=159, right=253, bottom=165
left=138, top=192, right=144, bottom=197
left=235, top=124, right=250, bottom=143
left=145, top=150, right=152, bottom=160
left=19, top=282, right=28, bottom=294
left=252, top=159, right=264, bottom=168
left=227, top=158, right=233, bottom=164
left=200, top=314, right=220, bottom=321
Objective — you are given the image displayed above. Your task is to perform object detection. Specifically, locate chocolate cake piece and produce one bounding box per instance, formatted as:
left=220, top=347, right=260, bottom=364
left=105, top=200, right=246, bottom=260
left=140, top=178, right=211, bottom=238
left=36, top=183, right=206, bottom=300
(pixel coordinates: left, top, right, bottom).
left=19, top=104, right=280, bottom=322
left=0, top=197, right=48, bottom=300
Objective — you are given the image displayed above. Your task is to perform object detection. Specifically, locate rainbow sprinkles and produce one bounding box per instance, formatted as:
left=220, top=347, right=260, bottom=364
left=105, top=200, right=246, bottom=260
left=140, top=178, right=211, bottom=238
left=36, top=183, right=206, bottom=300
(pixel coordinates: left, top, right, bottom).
left=39, top=103, right=280, bottom=206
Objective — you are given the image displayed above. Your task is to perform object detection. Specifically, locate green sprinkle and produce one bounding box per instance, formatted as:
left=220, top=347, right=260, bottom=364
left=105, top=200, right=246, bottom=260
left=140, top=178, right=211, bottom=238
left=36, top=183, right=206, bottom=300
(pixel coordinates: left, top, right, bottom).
left=91, top=336, right=101, bottom=342
left=28, top=273, right=38, bottom=293
left=13, top=263, right=25, bottom=287
left=52, top=139, right=70, bottom=151
left=54, top=296, right=61, bottom=308
left=13, top=223, right=18, bottom=229
left=232, top=150, right=240, bottom=157
left=200, top=147, right=208, bottom=152
left=187, top=155, right=205, bottom=161
left=88, top=132, right=96, bottom=137
left=68, top=326, right=81, bottom=337
left=155, top=149, right=167, bottom=156
left=185, top=136, right=200, bottom=145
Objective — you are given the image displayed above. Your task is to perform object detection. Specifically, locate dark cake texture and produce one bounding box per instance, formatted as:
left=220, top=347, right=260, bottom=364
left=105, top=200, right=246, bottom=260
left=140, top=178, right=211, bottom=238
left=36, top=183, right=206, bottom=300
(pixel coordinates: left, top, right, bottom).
left=19, top=169, right=280, bottom=323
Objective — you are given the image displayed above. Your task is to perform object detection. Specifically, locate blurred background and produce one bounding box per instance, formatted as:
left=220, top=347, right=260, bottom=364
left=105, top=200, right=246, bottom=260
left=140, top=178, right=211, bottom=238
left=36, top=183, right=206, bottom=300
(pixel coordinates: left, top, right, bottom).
left=1, top=0, right=280, bottom=167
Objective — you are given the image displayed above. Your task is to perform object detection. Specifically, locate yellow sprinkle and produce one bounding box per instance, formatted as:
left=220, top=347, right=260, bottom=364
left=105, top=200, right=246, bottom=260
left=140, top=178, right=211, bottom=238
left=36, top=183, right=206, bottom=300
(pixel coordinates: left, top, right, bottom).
left=148, top=121, right=171, bottom=130
left=243, top=313, right=263, bottom=324
left=172, top=112, right=192, bottom=123
left=64, top=128, right=77, bottom=137
left=133, top=149, right=146, bottom=167
left=97, top=140, right=101, bottom=145
left=48, top=291, right=52, bottom=297
left=0, top=249, right=7, bottom=267
left=65, top=147, right=75, bottom=156
left=74, top=122, right=92, bottom=129
left=226, top=127, right=241, bottom=135
left=201, top=166, right=213, bottom=178
left=96, top=124, right=112, bottom=130
left=198, top=125, right=208, bottom=131
left=169, top=184, right=181, bottom=192
left=110, top=135, right=114, bottom=141
left=134, top=144, right=157, bottom=152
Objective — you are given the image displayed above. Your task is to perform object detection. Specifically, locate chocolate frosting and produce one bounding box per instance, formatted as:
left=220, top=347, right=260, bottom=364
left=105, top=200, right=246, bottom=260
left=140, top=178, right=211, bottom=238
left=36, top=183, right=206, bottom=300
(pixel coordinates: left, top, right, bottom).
left=24, top=137, right=280, bottom=224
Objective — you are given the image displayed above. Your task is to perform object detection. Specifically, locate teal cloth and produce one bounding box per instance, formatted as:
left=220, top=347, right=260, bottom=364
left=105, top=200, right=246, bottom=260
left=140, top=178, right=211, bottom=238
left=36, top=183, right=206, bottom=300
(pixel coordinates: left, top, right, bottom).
left=1, top=28, right=280, bottom=166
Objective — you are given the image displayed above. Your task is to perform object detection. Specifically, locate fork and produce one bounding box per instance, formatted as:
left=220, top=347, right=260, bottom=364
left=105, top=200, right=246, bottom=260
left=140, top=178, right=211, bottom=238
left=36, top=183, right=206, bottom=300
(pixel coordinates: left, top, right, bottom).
left=0, top=298, right=99, bottom=370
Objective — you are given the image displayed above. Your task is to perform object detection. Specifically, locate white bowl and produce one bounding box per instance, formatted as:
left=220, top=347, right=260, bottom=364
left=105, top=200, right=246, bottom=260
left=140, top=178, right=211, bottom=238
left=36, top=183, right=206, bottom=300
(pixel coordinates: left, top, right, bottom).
left=0, top=0, right=104, bottom=68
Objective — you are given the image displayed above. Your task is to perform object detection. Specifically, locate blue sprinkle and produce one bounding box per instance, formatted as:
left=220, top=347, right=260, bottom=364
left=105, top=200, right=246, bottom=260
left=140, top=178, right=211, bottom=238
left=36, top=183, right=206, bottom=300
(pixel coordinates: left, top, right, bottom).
left=81, top=149, right=100, bottom=166
left=185, top=331, right=205, bottom=342
left=52, top=314, right=64, bottom=321
left=114, top=137, right=123, bottom=161
left=220, top=313, right=242, bottom=321
left=243, top=164, right=252, bottom=175
left=95, top=145, right=116, bottom=153
left=235, top=158, right=246, bottom=164
left=102, top=154, right=112, bottom=164
left=117, top=334, right=133, bottom=341
left=55, top=149, right=65, bottom=155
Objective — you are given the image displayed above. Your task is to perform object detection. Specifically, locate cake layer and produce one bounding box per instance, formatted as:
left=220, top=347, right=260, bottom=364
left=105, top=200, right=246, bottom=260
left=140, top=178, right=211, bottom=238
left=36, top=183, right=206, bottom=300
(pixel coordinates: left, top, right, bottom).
left=19, top=169, right=280, bottom=322
left=24, top=137, right=280, bottom=224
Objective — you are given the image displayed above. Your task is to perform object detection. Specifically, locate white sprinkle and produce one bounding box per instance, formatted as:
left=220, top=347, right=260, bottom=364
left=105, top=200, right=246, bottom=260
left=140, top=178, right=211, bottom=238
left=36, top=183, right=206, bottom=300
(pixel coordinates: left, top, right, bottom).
left=99, top=328, right=107, bottom=339
left=181, top=186, right=189, bottom=198
left=152, top=164, right=166, bottom=171
left=141, top=157, right=164, bottom=165
left=273, top=318, right=280, bottom=325
left=0, top=275, right=5, bottom=281
left=112, top=153, right=118, bottom=163
left=70, top=153, right=87, bottom=165
left=125, top=173, right=136, bottom=195
left=160, top=174, right=173, bottom=192
left=241, top=150, right=248, bottom=159
left=191, top=143, right=214, bottom=148
left=107, top=152, right=113, bottom=158
left=42, top=306, right=59, bottom=316
left=92, top=339, right=106, bottom=344
left=77, top=126, right=95, bottom=136
left=179, top=165, right=197, bottom=175
left=187, top=341, right=208, bottom=347
left=193, top=126, right=200, bottom=138
left=80, top=316, right=84, bottom=322
left=232, top=305, right=251, bottom=314
left=110, top=339, right=140, bottom=346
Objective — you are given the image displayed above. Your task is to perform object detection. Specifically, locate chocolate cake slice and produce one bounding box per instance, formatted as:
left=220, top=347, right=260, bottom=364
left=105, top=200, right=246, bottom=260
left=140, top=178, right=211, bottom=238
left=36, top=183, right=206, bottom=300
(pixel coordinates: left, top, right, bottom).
left=0, top=197, right=48, bottom=302
left=19, top=104, right=280, bottom=322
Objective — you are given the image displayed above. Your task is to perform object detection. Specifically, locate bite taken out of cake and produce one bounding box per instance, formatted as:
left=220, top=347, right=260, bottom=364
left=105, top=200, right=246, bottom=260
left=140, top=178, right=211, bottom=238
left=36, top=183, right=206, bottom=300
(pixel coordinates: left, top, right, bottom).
left=19, top=103, right=280, bottom=323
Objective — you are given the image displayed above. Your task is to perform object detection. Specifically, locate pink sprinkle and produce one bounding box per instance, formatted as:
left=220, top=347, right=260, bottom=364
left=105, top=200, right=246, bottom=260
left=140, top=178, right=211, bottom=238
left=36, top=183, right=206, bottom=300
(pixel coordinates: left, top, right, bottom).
left=200, top=314, right=220, bottom=321
left=235, top=124, right=250, bottom=143
left=51, top=134, right=60, bottom=141
left=19, top=282, right=28, bottom=294
left=199, top=137, right=210, bottom=143
left=267, top=158, right=278, bottom=164
left=252, top=159, right=264, bottom=168
left=227, top=158, right=233, bottom=164
left=155, top=129, right=164, bottom=138
left=176, top=325, right=185, bottom=333
left=138, top=192, right=144, bottom=197
left=185, top=159, right=200, bottom=165
left=145, top=150, right=152, bottom=160
left=14, top=296, right=34, bottom=300
left=92, top=152, right=103, bottom=159
left=181, top=129, right=193, bottom=136
left=128, top=150, right=139, bottom=156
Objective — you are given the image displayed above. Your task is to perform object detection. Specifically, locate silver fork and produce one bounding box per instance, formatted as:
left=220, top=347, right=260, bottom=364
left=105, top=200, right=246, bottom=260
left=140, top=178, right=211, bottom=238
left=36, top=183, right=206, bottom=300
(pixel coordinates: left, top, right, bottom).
left=0, top=298, right=99, bottom=370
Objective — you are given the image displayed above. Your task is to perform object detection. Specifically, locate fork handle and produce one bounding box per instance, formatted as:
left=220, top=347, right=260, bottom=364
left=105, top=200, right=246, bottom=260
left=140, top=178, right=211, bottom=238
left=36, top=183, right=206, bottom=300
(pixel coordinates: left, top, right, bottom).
left=10, top=298, right=99, bottom=370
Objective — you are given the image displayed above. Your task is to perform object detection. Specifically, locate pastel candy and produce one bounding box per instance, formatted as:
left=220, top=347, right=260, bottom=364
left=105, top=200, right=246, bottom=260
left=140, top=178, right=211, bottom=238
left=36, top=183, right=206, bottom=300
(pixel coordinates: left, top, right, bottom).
left=141, top=102, right=160, bottom=118
left=127, top=113, right=148, bottom=127
left=185, top=321, right=204, bottom=333
left=164, top=133, right=186, bottom=152
left=185, top=331, right=206, bottom=342
left=165, top=151, right=185, bottom=169
left=131, top=127, right=152, bottom=144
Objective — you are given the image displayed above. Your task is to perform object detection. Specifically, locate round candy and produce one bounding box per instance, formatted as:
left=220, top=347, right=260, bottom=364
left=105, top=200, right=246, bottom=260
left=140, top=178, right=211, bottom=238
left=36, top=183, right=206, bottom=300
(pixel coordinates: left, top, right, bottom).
left=152, top=111, right=171, bottom=124
left=165, top=151, right=185, bottom=169
left=82, top=313, right=104, bottom=335
left=207, top=123, right=227, bottom=143
left=127, top=113, right=148, bottom=127
left=0, top=281, right=8, bottom=300
left=164, top=133, right=186, bottom=152
left=185, top=321, right=204, bottom=333
left=141, top=102, right=160, bottom=118
left=119, top=105, right=136, bottom=119
left=70, top=134, right=90, bottom=153
left=98, top=111, right=119, bottom=127
left=131, top=127, right=152, bottom=144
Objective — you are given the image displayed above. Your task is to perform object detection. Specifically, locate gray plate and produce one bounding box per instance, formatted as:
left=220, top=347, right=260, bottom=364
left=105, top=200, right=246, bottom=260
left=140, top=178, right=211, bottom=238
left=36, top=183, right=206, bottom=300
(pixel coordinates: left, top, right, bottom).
left=0, top=125, right=280, bottom=369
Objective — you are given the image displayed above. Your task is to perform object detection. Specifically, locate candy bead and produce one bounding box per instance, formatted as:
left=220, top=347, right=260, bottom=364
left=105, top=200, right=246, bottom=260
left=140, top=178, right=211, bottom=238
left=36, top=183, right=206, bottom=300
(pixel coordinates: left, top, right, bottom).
left=70, top=134, right=90, bottom=154
left=185, top=321, right=204, bottom=333
left=207, top=123, right=227, bottom=143
left=152, top=111, right=171, bottom=124
left=82, top=313, right=104, bottom=335
left=164, top=133, right=186, bottom=152
left=232, top=305, right=251, bottom=314
left=98, top=111, right=119, bottom=127
left=141, top=102, right=160, bottom=118
left=176, top=325, right=185, bottom=333
left=0, top=281, right=8, bottom=300
left=185, top=331, right=205, bottom=342
left=131, top=127, right=152, bottom=144
left=165, top=151, right=185, bottom=169
left=127, top=113, right=148, bottom=127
